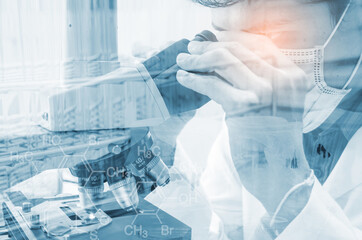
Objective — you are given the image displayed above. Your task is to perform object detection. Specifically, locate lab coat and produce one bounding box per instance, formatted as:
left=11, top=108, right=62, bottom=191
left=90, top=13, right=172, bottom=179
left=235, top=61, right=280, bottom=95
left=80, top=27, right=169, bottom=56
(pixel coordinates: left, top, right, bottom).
left=146, top=101, right=362, bottom=239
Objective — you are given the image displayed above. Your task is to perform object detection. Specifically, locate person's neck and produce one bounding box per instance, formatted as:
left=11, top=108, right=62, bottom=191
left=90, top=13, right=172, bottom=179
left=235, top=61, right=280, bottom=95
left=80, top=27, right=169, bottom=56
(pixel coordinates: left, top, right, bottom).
left=324, top=3, right=361, bottom=89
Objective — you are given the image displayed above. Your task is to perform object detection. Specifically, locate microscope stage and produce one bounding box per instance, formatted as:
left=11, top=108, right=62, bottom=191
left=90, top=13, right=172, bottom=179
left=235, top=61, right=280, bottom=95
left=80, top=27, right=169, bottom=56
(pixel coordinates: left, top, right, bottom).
left=2, top=191, right=191, bottom=240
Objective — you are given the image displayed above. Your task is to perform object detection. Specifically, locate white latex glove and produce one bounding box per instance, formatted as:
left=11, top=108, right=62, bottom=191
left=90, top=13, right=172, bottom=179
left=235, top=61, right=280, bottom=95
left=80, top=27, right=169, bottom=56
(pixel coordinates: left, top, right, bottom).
left=176, top=31, right=307, bottom=118
left=176, top=31, right=312, bottom=221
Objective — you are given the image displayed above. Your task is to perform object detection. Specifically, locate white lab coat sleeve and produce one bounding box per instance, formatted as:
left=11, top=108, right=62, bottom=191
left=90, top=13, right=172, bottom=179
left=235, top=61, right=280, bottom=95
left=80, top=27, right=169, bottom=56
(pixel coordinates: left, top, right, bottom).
left=276, top=180, right=362, bottom=239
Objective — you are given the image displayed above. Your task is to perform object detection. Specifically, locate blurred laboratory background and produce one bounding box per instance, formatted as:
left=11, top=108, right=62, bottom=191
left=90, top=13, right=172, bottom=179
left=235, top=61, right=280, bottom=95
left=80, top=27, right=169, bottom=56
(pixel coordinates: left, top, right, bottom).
left=0, top=0, right=211, bottom=125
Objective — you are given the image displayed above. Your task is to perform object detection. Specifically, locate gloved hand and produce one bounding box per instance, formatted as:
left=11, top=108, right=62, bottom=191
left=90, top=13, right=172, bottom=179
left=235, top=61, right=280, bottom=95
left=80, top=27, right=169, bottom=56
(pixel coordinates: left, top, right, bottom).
left=176, top=31, right=313, bottom=223
left=176, top=31, right=308, bottom=118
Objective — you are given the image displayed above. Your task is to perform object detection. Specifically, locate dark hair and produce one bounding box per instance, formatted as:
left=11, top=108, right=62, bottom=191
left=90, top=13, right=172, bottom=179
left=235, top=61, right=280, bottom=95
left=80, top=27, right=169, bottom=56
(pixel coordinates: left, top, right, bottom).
left=193, top=0, right=349, bottom=22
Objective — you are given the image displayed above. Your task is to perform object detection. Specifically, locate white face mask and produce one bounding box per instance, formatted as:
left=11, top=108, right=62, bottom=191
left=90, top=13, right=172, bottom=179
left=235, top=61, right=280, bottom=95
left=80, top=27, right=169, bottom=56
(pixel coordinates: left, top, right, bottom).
left=280, top=2, right=362, bottom=133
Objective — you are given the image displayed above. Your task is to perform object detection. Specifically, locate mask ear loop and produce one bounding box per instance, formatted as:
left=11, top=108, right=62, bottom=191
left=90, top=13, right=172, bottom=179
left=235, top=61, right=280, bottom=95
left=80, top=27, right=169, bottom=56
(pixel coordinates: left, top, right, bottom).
left=342, top=53, right=362, bottom=89
left=323, top=1, right=352, bottom=48
left=323, top=0, right=361, bottom=90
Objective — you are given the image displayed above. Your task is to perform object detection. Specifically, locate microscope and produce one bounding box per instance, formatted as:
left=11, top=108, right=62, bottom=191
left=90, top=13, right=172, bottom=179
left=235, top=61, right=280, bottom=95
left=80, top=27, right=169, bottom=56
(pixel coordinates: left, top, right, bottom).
left=1, top=1, right=217, bottom=239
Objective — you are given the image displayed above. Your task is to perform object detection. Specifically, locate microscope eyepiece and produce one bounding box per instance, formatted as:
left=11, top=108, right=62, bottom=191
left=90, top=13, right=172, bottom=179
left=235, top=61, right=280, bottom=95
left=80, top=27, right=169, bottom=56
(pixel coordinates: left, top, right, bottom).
left=142, top=30, right=218, bottom=115
left=194, top=30, right=218, bottom=42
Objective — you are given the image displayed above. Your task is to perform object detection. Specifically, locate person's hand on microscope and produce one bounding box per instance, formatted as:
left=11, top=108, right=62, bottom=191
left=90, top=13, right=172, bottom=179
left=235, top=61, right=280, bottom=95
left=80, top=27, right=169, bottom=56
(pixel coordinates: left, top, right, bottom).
left=176, top=31, right=309, bottom=115
left=176, top=31, right=314, bottom=230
